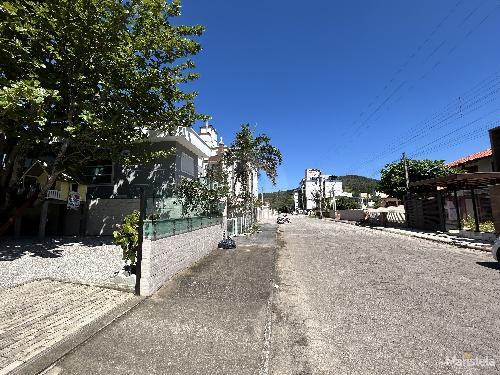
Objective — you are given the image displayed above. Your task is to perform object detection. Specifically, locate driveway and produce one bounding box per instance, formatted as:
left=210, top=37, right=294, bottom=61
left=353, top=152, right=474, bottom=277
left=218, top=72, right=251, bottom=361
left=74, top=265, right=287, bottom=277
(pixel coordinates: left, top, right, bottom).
left=271, top=217, right=500, bottom=374
left=0, top=238, right=136, bottom=375
left=0, top=237, right=123, bottom=288
left=0, top=280, right=136, bottom=375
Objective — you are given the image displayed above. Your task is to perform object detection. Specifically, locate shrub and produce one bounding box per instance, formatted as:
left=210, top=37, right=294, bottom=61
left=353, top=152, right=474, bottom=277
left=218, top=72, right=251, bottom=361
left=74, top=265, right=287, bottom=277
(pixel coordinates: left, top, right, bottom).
left=113, top=210, right=140, bottom=266
left=335, top=196, right=361, bottom=210
left=462, top=215, right=495, bottom=233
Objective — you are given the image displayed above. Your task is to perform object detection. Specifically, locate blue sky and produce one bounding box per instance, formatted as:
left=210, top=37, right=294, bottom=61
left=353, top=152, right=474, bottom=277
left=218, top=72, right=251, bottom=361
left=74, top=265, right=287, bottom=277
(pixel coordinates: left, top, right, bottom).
left=180, top=0, right=500, bottom=192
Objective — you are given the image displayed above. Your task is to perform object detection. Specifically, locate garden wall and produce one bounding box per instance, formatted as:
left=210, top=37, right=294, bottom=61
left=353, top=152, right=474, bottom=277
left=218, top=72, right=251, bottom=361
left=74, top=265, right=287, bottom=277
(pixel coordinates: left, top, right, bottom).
left=139, top=222, right=224, bottom=296
left=85, top=198, right=140, bottom=236
left=337, top=209, right=365, bottom=221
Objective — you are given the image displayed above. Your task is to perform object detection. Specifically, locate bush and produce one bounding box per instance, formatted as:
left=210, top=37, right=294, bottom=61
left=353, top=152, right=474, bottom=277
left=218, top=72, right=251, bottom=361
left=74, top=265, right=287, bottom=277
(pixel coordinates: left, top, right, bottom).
left=335, top=196, right=361, bottom=210
left=462, top=215, right=495, bottom=233
left=113, top=210, right=140, bottom=266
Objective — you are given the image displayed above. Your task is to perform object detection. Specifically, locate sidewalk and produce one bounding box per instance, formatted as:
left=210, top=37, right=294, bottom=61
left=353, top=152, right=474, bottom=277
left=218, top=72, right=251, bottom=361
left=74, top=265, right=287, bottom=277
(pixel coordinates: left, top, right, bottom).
left=42, top=223, right=277, bottom=375
left=332, top=219, right=494, bottom=252
left=0, top=280, right=139, bottom=375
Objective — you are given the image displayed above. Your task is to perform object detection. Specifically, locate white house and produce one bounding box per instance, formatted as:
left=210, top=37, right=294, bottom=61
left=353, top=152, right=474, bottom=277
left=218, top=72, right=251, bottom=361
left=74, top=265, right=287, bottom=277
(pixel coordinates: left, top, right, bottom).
left=297, top=169, right=346, bottom=212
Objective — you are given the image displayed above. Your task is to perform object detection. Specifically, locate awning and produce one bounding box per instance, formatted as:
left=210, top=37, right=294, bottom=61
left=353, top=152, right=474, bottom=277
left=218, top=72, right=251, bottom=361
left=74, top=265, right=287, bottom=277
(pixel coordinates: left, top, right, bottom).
left=409, top=172, right=500, bottom=191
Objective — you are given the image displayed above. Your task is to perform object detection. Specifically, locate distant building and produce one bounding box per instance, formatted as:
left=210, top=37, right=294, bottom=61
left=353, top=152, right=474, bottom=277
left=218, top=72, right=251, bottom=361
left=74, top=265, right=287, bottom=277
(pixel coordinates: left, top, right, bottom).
left=296, top=169, right=347, bottom=212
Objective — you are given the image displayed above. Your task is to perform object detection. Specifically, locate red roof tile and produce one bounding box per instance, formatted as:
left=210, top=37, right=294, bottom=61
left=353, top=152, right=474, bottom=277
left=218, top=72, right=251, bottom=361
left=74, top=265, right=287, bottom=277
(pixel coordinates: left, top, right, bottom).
left=447, top=148, right=492, bottom=167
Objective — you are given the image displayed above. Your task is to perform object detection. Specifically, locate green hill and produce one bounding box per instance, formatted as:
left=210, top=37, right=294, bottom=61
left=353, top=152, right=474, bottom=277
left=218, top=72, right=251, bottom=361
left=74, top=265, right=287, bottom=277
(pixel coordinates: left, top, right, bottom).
left=262, top=189, right=294, bottom=212
left=339, top=175, right=379, bottom=196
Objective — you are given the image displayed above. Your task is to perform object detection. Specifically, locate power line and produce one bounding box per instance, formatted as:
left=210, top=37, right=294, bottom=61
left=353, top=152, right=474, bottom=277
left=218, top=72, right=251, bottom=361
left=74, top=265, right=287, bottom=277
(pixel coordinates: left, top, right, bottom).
left=339, top=1, right=499, bottom=147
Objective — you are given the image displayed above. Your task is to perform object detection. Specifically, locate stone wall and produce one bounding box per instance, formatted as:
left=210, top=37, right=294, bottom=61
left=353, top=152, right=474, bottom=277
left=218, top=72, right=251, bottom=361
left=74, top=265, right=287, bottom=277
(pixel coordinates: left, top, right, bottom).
left=85, top=198, right=140, bottom=236
left=139, top=223, right=224, bottom=296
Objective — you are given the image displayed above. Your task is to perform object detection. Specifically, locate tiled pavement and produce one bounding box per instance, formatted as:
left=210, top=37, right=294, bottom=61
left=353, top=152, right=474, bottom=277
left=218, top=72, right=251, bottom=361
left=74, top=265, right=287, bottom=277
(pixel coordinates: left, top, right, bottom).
left=0, top=280, right=134, bottom=375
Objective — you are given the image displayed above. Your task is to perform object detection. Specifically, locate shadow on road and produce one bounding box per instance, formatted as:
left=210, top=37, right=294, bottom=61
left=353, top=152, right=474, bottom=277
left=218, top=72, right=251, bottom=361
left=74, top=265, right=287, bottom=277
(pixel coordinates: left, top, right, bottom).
left=476, top=261, right=500, bottom=271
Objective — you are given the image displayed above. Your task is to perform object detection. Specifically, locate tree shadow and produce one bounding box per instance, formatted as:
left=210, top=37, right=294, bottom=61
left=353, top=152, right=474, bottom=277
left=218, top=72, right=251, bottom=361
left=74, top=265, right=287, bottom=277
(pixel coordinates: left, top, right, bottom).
left=0, top=236, right=114, bottom=261
left=476, top=261, right=500, bottom=271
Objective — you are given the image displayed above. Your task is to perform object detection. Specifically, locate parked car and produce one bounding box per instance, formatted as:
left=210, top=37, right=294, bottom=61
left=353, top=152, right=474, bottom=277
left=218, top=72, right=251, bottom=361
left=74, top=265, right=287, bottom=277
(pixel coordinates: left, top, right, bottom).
left=492, top=238, right=500, bottom=262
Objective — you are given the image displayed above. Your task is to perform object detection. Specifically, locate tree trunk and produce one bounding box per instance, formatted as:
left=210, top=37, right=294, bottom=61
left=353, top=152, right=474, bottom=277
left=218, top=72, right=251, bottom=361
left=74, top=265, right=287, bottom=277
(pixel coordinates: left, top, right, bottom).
left=34, top=141, right=69, bottom=206
left=0, top=151, right=24, bottom=216
left=0, top=141, right=68, bottom=236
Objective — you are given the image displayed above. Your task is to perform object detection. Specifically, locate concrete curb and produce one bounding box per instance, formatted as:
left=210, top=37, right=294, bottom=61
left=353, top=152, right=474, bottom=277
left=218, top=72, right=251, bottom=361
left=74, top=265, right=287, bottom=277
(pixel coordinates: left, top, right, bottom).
left=329, top=219, right=493, bottom=252
left=11, top=295, right=144, bottom=375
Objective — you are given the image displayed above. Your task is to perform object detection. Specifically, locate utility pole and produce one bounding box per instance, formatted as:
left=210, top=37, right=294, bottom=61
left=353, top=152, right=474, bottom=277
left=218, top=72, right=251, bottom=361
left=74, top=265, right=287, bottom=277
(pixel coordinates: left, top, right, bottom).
left=402, top=152, right=410, bottom=192
left=318, top=179, right=323, bottom=219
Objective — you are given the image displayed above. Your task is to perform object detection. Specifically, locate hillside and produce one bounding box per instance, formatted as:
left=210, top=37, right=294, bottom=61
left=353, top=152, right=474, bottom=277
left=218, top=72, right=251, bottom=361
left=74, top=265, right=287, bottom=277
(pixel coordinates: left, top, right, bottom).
left=339, top=175, right=379, bottom=196
left=262, top=189, right=295, bottom=211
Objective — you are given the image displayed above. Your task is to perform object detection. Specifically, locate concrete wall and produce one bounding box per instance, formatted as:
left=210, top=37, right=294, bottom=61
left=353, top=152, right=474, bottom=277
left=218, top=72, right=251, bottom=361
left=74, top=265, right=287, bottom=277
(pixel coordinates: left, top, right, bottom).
left=139, top=223, right=223, bottom=296
left=85, top=198, right=140, bottom=236
left=338, top=209, right=366, bottom=221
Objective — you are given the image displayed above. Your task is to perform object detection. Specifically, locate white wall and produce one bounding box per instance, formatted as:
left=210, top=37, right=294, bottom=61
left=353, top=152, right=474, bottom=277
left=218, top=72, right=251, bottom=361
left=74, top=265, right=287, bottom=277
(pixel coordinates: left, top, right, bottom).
left=139, top=223, right=223, bottom=296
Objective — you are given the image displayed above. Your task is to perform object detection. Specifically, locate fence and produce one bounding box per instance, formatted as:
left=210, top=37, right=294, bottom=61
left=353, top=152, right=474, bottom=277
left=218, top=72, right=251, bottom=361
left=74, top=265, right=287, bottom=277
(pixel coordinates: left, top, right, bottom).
left=143, top=195, right=223, bottom=240
left=366, top=210, right=406, bottom=227
left=144, top=216, right=223, bottom=240
left=138, top=192, right=224, bottom=296
left=226, top=213, right=255, bottom=237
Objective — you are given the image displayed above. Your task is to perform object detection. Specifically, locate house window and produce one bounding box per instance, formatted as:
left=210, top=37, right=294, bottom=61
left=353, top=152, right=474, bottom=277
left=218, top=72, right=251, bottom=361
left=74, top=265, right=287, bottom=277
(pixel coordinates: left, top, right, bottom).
left=71, top=183, right=78, bottom=192
left=180, top=152, right=194, bottom=176
left=83, top=161, right=113, bottom=184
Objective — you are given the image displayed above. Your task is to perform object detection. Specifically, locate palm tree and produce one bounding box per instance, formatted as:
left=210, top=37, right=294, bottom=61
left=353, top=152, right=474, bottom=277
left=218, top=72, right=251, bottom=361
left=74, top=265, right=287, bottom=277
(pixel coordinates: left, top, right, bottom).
left=225, top=124, right=282, bottom=215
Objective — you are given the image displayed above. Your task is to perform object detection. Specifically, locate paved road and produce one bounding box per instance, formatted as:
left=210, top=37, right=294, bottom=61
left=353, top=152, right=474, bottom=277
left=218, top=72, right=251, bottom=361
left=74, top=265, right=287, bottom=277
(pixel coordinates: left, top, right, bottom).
left=270, top=217, right=500, bottom=374
left=44, top=223, right=277, bottom=375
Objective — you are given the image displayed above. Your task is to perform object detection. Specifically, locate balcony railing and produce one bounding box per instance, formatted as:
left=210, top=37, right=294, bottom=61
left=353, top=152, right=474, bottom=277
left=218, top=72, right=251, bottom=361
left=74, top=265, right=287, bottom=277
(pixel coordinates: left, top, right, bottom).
left=46, top=190, right=63, bottom=200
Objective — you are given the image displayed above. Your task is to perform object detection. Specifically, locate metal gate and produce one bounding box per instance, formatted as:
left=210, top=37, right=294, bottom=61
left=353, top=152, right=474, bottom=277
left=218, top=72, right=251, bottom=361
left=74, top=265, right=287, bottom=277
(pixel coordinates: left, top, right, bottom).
left=405, top=193, right=445, bottom=231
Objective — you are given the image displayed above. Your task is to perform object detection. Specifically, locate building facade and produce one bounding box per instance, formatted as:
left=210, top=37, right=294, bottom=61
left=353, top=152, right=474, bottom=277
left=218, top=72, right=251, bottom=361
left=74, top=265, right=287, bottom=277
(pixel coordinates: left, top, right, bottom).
left=296, top=169, right=345, bottom=212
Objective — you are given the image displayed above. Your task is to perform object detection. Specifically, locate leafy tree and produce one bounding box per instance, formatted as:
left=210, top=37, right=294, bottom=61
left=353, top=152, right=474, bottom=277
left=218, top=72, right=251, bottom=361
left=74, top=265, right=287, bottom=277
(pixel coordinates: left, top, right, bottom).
left=225, top=124, right=282, bottom=213
left=378, top=159, right=461, bottom=199
left=173, top=176, right=228, bottom=217
left=262, top=189, right=294, bottom=212
left=335, top=196, right=361, bottom=210
left=313, top=190, right=331, bottom=217
left=0, top=0, right=206, bottom=221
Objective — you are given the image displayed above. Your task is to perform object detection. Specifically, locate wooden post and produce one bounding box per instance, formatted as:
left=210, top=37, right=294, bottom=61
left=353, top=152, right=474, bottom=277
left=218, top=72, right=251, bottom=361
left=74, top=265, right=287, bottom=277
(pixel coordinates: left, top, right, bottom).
left=470, top=188, right=480, bottom=232
left=38, top=201, right=49, bottom=239
left=453, top=190, right=461, bottom=230
left=135, top=188, right=145, bottom=296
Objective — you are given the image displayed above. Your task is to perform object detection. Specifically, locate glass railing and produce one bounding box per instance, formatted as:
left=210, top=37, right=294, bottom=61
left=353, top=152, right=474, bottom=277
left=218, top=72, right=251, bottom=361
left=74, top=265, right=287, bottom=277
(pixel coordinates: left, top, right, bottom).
left=143, top=216, right=223, bottom=240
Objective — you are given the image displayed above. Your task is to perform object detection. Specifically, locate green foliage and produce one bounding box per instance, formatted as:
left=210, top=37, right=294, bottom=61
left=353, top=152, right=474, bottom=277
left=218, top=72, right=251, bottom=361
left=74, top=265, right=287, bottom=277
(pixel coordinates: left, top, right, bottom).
left=378, top=159, right=461, bottom=199
left=262, top=190, right=294, bottom=212
left=173, top=177, right=227, bottom=216
left=339, top=175, right=379, bottom=196
left=113, top=210, right=140, bottom=266
left=313, top=191, right=332, bottom=212
left=0, top=0, right=207, bottom=210
left=335, top=196, right=361, bottom=210
left=462, top=216, right=495, bottom=233
left=225, top=124, right=282, bottom=212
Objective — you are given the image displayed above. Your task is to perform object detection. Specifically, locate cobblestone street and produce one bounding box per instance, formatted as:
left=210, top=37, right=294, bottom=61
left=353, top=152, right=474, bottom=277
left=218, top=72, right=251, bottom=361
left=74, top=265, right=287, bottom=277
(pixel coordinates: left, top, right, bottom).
left=271, top=217, right=500, bottom=374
